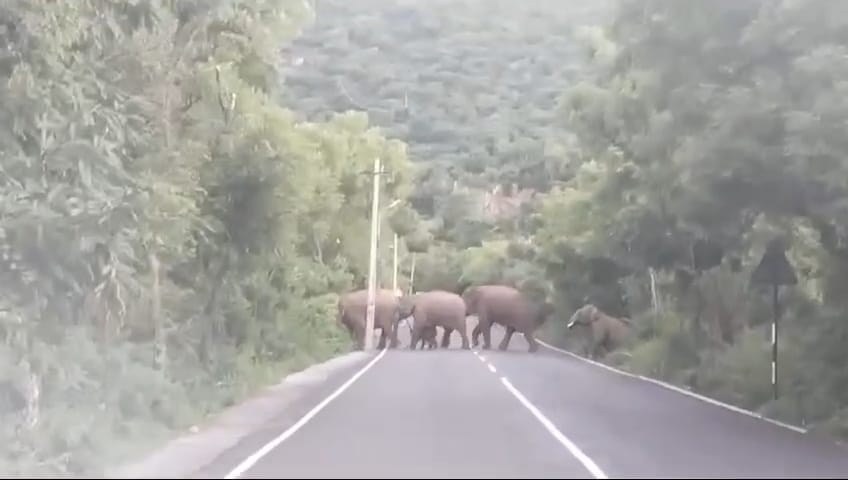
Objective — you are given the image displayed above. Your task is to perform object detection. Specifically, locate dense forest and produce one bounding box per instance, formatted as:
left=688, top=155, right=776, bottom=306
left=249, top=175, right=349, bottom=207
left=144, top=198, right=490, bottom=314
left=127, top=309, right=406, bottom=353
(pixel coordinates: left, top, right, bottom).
left=2, top=0, right=848, bottom=476
left=284, top=0, right=848, bottom=443
left=0, top=0, right=414, bottom=475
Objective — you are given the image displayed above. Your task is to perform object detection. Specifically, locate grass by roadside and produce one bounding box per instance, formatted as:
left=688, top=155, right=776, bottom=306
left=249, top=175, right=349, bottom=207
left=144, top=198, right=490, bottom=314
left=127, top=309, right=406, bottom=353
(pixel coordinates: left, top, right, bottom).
left=0, top=325, right=352, bottom=478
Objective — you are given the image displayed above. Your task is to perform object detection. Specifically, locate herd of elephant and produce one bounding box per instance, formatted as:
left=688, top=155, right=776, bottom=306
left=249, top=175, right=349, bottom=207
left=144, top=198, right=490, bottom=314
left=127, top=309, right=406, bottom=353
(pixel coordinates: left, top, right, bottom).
left=336, top=285, right=634, bottom=357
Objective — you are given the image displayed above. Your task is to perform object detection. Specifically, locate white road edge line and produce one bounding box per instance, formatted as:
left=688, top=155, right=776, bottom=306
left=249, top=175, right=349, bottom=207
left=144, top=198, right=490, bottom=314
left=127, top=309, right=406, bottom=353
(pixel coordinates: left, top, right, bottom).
left=536, top=340, right=807, bottom=434
left=487, top=363, right=497, bottom=373
left=224, top=348, right=389, bottom=479
left=500, top=376, right=608, bottom=479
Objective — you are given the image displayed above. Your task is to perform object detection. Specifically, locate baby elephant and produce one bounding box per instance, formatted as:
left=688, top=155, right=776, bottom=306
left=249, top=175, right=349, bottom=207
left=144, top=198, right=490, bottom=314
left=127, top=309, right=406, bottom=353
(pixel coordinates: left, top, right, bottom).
left=413, top=326, right=439, bottom=350
left=567, top=304, right=632, bottom=359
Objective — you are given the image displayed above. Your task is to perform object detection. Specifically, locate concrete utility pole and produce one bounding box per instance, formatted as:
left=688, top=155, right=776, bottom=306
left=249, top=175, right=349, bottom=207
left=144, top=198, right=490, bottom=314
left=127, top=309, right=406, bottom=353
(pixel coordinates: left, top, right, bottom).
left=364, top=157, right=382, bottom=351
left=383, top=198, right=402, bottom=296
left=392, top=233, right=399, bottom=293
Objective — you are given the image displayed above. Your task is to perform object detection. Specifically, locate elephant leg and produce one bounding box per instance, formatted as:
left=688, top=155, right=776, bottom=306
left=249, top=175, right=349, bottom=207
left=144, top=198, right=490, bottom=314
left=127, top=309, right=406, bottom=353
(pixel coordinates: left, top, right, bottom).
left=498, top=326, right=515, bottom=351
left=389, top=321, right=399, bottom=349
left=417, top=328, right=428, bottom=350
left=352, top=323, right=366, bottom=350
left=524, top=331, right=539, bottom=353
left=377, top=328, right=387, bottom=349
left=594, top=333, right=613, bottom=359
left=440, top=327, right=453, bottom=349
left=459, top=325, right=470, bottom=350
left=482, top=322, right=493, bottom=350
left=409, top=328, right=420, bottom=350
left=472, top=323, right=482, bottom=347
left=344, top=324, right=357, bottom=344
left=590, top=339, right=603, bottom=360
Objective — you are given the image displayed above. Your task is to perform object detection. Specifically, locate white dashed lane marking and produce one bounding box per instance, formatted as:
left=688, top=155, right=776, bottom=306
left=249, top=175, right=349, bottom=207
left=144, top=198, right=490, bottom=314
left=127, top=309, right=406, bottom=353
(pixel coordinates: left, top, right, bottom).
left=500, top=376, right=608, bottom=479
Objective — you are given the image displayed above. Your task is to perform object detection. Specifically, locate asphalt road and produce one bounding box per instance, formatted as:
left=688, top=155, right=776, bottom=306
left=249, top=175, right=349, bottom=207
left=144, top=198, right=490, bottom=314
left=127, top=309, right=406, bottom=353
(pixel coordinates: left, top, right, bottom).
left=190, top=325, right=848, bottom=479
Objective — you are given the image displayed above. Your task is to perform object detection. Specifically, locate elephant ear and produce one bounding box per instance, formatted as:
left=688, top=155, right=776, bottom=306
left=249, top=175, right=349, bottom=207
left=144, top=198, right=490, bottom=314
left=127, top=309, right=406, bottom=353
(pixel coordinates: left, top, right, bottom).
left=587, top=304, right=600, bottom=322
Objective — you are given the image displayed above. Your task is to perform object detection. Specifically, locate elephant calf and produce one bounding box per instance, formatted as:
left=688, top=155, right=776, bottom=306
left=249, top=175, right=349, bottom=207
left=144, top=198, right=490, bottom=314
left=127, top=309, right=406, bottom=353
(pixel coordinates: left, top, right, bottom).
left=567, top=303, right=632, bottom=359
left=412, top=326, right=438, bottom=350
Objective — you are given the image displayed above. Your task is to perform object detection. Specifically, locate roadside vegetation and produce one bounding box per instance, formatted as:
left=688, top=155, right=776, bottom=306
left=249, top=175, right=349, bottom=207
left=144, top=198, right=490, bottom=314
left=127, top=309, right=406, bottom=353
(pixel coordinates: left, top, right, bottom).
left=285, top=0, right=848, bottom=440
left=3, top=0, right=848, bottom=476
left=0, top=1, right=413, bottom=475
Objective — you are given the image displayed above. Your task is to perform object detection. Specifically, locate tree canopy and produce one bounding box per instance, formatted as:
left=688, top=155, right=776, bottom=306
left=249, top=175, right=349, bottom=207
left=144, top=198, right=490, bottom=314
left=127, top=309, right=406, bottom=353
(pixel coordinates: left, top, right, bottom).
left=535, top=0, right=848, bottom=433
left=0, top=0, right=413, bottom=475
left=6, top=0, right=848, bottom=475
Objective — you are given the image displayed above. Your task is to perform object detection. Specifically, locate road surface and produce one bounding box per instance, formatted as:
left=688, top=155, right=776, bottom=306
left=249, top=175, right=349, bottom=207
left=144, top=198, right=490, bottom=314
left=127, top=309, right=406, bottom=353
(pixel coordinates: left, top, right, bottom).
left=190, top=326, right=848, bottom=479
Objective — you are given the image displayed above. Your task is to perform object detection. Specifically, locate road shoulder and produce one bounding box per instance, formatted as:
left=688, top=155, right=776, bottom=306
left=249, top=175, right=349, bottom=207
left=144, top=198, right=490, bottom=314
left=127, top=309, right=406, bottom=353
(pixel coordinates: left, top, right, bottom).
left=535, top=339, right=808, bottom=433
left=108, top=350, right=378, bottom=479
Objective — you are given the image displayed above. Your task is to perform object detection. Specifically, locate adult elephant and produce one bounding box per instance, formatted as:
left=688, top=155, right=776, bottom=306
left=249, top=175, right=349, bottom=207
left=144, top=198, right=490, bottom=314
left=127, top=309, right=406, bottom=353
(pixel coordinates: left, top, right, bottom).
left=567, top=303, right=632, bottom=359
left=398, top=291, right=470, bottom=350
left=463, top=285, right=553, bottom=353
left=337, top=288, right=401, bottom=350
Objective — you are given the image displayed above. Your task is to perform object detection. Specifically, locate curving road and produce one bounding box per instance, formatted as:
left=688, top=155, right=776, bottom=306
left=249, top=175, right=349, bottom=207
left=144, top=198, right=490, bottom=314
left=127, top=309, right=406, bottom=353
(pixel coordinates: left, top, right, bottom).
left=189, top=326, right=848, bottom=479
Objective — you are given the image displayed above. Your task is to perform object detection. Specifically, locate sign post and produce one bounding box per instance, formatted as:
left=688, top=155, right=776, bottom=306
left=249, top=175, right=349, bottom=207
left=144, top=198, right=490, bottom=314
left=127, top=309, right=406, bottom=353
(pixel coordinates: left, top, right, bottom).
left=750, top=237, right=797, bottom=400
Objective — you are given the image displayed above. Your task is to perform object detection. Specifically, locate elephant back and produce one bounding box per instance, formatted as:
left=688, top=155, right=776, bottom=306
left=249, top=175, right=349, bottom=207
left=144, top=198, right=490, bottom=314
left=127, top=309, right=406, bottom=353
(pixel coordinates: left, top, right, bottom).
left=339, top=288, right=400, bottom=327
left=413, top=290, right=467, bottom=323
left=602, top=311, right=632, bottom=338
left=467, top=284, right=525, bottom=308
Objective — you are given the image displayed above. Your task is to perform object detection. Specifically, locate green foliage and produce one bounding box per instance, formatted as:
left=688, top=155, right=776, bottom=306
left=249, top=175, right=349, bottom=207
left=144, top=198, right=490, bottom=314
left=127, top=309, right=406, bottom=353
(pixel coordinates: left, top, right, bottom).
left=0, top=0, right=412, bottom=475
left=405, top=229, right=432, bottom=254
left=281, top=0, right=611, bottom=250
left=388, top=205, right=420, bottom=237
left=534, top=0, right=848, bottom=438
left=9, top=0, right=848, bottom=471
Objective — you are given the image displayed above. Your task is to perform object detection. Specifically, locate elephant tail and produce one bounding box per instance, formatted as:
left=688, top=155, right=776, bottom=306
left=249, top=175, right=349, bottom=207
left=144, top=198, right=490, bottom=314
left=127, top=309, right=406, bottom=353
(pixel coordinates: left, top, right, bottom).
left=617, top=316, right=632, bottom=326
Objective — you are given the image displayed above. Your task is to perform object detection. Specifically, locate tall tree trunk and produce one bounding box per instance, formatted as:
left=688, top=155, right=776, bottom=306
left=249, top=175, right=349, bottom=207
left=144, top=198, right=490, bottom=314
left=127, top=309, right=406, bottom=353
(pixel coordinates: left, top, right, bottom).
left=649, top=267, right=660, bottom=313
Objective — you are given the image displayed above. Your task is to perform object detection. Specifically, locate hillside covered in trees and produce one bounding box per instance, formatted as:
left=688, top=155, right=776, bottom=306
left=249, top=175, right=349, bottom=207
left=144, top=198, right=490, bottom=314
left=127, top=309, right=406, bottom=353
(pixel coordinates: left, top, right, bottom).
left=4, top=0, right=848, bottom=476
left=280, top=0, right=613, bottom=300
left=282, top=0, right=848, bottom=440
